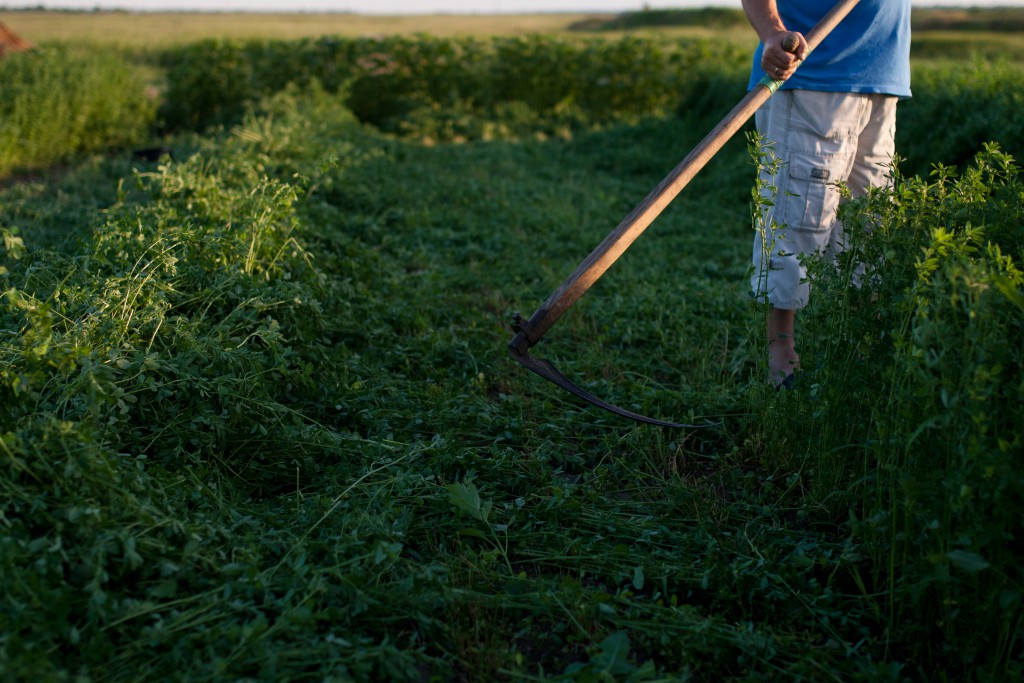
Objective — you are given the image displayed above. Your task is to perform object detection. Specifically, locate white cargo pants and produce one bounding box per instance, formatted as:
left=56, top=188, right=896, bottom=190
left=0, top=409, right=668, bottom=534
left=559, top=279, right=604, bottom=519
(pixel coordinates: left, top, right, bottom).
left=751, top=89, right=898, bottom=309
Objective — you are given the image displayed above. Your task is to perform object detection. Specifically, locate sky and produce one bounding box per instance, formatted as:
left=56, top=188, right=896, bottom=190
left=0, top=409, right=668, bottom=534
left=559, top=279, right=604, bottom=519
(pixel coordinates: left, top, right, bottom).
left=1, top=0, right=1022, bottom=13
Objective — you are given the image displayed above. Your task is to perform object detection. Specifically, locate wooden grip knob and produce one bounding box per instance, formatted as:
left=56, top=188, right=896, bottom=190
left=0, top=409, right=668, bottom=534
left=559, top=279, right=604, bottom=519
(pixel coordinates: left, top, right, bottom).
left=782, top=33, right=800, bottom=53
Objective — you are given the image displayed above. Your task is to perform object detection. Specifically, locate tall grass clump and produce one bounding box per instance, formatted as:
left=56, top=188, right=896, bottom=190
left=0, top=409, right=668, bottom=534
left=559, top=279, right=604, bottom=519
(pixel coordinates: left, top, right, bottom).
left=0, top=44, right=157, bottom=177
left=757, top=145, right=1024, bottom=679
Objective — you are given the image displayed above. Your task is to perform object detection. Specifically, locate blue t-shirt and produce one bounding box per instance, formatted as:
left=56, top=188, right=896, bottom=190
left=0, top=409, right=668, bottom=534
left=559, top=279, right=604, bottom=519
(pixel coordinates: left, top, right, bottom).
left=748, top=0, right=911, bottom=97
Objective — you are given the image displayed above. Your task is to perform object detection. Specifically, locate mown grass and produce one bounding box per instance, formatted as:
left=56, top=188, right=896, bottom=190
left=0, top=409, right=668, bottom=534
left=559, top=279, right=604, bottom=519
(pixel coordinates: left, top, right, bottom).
left=0, top=88, right=811, bottom=681
left=1, top=15, right=1023, bottom=682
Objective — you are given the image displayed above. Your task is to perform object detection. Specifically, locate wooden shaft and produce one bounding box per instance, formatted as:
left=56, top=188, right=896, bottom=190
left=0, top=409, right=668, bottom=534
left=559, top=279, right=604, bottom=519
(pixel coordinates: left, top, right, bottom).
left=511, top=0, right=861, bottom=353
left=512, top=88, right=769, bottom=350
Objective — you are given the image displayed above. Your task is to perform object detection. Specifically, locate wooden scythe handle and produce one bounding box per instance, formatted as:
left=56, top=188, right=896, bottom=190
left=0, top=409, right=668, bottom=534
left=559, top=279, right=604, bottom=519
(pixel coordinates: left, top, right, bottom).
left=510, top=0, right=861, bottom=355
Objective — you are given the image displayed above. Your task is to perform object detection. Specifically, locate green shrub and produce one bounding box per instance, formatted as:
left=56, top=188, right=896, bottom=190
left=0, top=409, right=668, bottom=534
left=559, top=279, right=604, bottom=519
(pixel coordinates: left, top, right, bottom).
left=1, top=94, right=352, bottom=490
left=763, top=145, right=1024, bottom=678
left=570, top=8, right=748, bottom=32
left=158, top=38, right=260, bottom=131
left=158, top=34, right=747, bottom=139
left=0, top=45, right=157, bottom=176
left=860, top=150, right=1022, bottom=677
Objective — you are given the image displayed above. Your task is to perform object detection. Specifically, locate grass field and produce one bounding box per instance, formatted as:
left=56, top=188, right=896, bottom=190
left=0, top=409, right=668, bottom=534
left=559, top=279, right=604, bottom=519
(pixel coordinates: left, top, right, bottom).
left=0, top=10, right=609, bottom=44
left=5, top=7, right=1024, bottom=47
left=1, top=8, right=1023, bottom=682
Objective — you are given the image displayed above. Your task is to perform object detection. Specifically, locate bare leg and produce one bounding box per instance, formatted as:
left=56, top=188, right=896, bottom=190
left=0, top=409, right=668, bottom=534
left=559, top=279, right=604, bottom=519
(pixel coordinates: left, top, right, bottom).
left=767, top=307, right=799, bottom=387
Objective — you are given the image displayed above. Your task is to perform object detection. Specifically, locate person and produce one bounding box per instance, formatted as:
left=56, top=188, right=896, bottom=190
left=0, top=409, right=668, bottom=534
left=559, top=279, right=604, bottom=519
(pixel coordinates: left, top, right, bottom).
left=741, top=0, right=911, bottom=388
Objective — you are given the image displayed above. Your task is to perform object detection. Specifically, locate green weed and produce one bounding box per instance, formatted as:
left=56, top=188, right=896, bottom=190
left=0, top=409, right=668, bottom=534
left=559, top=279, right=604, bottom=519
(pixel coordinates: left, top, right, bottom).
left=761, top=145, right=1024, bottom=679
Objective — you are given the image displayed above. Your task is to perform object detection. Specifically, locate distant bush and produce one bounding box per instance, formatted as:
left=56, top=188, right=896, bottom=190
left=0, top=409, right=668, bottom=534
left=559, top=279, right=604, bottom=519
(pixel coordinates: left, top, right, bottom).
left=158, top=35, right=747, bottom=137
left=569, top=8, right=747, bottom=32
left=912, top=8, right=1024, bottom=32
left=0, top=45, right=157, bottom=176
left=910, top=34, right=1024, bottom=64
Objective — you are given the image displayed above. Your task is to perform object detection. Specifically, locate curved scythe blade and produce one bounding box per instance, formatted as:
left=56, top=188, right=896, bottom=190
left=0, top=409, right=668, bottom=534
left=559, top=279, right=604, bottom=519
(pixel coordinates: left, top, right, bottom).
left=510, top=347, right=710, bottom=429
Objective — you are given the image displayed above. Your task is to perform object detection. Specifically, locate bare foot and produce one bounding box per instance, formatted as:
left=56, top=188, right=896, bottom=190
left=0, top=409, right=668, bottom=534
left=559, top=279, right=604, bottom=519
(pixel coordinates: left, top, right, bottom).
left=768, top=339, right=800, bottom=387
left=767, top=307, right=800, bottom=387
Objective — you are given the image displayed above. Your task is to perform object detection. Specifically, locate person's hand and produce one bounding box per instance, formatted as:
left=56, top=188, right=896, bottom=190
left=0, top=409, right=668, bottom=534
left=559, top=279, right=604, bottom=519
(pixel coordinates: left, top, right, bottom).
left=761, top=31, right=807, bottom=80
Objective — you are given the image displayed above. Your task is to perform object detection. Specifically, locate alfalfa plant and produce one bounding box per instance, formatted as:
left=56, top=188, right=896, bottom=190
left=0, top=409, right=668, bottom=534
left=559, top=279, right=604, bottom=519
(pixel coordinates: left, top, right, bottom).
left=789, top=144, right=1024, bottom=678
left=0, top=44, right=156, bottom=176
left=746, top=129, right=787, bottom=319
left=447, top=476, right=514, bottom=574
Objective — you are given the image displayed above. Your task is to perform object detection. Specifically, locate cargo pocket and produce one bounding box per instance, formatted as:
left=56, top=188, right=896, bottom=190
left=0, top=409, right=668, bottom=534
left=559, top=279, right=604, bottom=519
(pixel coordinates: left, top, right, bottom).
left=782, top=152, right=842, bottom=232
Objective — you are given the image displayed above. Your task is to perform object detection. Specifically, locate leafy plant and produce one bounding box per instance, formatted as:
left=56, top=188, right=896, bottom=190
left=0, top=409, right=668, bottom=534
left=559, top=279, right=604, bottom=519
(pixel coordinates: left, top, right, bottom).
left=766, top=144, right=1024, bottom=679
left=156, top=34, right=746, bottom=139
left=0, top=44, right=157, bottom=175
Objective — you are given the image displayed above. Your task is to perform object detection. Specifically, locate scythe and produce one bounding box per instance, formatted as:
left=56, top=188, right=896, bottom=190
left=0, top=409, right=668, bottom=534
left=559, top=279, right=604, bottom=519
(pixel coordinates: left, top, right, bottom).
left=508, top=0, right=862, bottom=428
